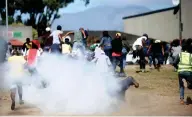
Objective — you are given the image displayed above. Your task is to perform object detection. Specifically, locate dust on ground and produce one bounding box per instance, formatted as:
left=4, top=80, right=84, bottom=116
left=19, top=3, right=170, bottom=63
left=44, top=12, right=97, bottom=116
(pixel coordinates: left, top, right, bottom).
left=0, top=65, right=192, bottom=116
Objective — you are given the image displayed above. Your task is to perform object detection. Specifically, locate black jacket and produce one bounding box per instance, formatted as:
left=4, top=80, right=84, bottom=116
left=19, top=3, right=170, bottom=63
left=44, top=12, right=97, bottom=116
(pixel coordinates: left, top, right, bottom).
left=111, top=38, right=122, bottom=53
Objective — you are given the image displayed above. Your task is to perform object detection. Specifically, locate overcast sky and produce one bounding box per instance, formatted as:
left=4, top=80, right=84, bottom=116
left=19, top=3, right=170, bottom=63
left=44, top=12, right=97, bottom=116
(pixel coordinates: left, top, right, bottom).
left=59, top=0, right=173, bottom=14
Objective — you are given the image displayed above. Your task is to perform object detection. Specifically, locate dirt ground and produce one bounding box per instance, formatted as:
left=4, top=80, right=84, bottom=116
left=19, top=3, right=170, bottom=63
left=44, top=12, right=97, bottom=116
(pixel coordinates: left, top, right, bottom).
left=0, top=65, right=192, bottom=116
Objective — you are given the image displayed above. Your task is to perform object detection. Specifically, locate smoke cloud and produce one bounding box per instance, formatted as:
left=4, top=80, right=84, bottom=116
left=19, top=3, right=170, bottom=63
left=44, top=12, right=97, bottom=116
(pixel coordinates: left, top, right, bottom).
left=2, top=52, right=123, bottom=115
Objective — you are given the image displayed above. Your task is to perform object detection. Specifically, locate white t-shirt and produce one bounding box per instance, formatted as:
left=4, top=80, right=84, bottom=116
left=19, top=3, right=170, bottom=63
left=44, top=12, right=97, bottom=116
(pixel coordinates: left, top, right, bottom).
left=92, top=48, right=111, bottom=73
left=132, top=36, right=147, bottom=50
left=50, top=30, right=63, bottom=44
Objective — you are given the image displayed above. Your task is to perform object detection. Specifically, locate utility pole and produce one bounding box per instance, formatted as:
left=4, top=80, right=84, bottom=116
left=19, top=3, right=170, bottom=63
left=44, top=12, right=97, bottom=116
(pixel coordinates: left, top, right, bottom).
left=179, top=0, right=182, bottom=40
left=5, top=0, right=9, bottom=39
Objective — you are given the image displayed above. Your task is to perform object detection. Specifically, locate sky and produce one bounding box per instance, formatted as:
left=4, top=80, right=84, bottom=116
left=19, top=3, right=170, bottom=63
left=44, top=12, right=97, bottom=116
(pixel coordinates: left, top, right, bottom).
left=59, top=0, right=173, bottom=14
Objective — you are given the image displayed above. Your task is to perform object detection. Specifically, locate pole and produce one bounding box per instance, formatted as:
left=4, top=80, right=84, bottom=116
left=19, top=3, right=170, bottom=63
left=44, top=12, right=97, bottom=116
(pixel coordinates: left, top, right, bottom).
left=5, top=0, right=8, bottom=39
left=179, top=0, right=182, bottom=40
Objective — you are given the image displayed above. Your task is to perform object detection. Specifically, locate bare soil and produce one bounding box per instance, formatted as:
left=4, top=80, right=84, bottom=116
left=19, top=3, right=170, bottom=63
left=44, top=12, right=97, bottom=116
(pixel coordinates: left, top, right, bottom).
left=0, top=65, right=192, bottom=116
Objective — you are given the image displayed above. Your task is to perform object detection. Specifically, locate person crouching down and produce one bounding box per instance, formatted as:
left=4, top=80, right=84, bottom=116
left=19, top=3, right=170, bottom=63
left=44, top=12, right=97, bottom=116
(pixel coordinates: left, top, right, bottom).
left=109, top=76, right=139, bottom=101
left=7, top=50, right=26, bottom=110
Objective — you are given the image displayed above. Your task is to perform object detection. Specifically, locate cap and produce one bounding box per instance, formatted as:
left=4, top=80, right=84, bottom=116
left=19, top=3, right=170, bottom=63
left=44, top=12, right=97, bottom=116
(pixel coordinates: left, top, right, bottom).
left=116, top=33, right=121, bottom=37
left=46, top=27, right=51, bottom=32
left=155, top=40, right=161, bottom=43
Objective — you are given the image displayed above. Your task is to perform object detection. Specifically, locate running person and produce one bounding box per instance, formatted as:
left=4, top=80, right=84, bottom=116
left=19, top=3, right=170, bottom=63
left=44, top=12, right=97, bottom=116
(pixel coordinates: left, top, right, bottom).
left=7, top=50, right=26, bottom=110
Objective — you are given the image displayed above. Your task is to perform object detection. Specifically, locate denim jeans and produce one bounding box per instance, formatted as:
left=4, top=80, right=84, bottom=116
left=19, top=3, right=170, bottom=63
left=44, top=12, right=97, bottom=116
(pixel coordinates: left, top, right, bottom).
left=112, top=56, right=124, bottom=73
left=152, top=53, right=162, bottom=68
left=50, top=44, right=60, bottom=54
left=148, top=55, right=153, bottom=67
left=104, top=49, right=112, bottom=62
left=72, top=42, right=86, bottom=55
left=178, top=71, right=192, bottom=99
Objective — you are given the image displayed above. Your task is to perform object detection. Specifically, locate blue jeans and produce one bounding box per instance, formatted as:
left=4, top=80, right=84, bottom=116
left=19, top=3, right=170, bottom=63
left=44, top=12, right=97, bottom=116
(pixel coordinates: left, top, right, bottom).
left=178, top=71, right=192, bottom=99
left=104, top=49, right=112, bottom=62
left=112, top=56, right=124, bottom=73
left=148, top=55, right=153, bottom=66
left=72, top=42, right=86, bottom=55
left=50, top=44, right=60, bottom=53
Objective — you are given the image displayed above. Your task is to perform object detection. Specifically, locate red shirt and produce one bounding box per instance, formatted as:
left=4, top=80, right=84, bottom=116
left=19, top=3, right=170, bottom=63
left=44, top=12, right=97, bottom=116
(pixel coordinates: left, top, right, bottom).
left=32, top=39, right=41, bottom=49
left=27, top=49, right=38, bottom=66
left=112, top=52, right=121, bottom=57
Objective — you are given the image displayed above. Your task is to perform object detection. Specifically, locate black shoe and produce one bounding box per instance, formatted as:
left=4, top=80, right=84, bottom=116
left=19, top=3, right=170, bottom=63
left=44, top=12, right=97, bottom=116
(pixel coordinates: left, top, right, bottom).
left=11, top=101, right=15, bottom=110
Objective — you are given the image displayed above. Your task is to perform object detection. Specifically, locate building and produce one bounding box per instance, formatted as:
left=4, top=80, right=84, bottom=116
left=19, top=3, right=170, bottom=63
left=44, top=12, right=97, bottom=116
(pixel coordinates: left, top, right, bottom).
left=0, top=26, right=32, bottom=42
left=122, top=0, right=192, bottom=42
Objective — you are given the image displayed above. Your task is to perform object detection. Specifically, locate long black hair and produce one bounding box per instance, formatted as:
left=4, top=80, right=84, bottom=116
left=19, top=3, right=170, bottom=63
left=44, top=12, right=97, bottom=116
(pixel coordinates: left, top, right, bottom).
left=102, top=31, right=110, bottom=37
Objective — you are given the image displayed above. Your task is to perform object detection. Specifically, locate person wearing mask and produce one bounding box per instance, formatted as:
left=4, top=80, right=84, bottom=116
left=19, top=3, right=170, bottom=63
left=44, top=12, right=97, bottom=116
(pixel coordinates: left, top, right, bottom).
left=99, top=31, right=112, bottom=62
left=22, top=38, right=32, bottom=54
left=174, top=39, right=192, bottom=104
left=49, top=25, right=63, bottom=53
left=147, top=40, right=164, bottom=71
left=111, top=33, right=125, bottom=77
left=132, top=34, right=148, bottom=72
left=7, top=50, right=26, bottom=110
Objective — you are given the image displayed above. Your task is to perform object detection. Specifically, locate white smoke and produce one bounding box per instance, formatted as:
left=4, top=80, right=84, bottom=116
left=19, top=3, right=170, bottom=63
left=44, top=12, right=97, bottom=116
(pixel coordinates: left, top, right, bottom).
left=1, top=52, right=123, bottom=115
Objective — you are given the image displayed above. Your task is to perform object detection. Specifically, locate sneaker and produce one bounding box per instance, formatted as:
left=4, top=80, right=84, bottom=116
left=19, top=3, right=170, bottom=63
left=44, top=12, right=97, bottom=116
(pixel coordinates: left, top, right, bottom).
left=11, top=101, right=15, bottom=110
left=19, top=100, right=24, bottom=105
left=141, top=69, right=146, bottom=73
left=180, top=99, right=185, bottom=105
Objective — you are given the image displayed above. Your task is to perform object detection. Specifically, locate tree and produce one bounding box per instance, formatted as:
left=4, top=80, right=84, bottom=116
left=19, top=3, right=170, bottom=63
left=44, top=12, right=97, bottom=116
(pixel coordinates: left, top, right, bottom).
left=0, top=0, right=90, bottom=36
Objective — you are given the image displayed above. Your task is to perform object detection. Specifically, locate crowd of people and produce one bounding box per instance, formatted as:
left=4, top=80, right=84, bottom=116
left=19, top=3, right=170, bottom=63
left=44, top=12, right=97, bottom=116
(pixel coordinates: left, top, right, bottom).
left=1, top=24, right=192, bottom=111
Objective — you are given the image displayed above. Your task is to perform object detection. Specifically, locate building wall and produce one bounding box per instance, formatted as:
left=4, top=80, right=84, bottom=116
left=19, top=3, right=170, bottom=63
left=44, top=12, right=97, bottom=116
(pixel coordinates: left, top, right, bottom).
left=181, top=0, right=192, bottom=39
left=0, top=26, right=32, bottom=42
left=123, top=9, right=180, bottom=42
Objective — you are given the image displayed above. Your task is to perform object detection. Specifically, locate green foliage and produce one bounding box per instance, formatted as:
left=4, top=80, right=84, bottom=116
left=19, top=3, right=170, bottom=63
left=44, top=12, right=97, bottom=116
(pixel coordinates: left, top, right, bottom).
left=32, top=28, right=38, bottom=39
left=0, top=0, right=90, bottom=36
left=1, top=16, right=14, bottom=25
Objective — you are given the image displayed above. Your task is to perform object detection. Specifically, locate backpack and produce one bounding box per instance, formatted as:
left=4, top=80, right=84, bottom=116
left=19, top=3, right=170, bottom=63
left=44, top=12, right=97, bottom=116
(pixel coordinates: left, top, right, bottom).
left=85, top=30, right=89, bottom=37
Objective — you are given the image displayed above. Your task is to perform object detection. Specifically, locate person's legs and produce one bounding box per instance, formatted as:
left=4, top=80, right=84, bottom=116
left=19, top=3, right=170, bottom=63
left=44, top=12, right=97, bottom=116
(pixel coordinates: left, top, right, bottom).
left=148, top=55, right=152, bottom=66
left=118, top=56, right=125, bottom=74
left=17, top=83, right=24, bottom=104
left=51, top=44, right=60, bottom=54
left=178, top=71, right=192, bottom=104
left=10, top=85, right=17, bottom=110
left=112, top=56, right=118, bottom=72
